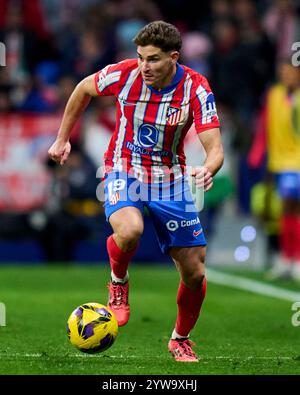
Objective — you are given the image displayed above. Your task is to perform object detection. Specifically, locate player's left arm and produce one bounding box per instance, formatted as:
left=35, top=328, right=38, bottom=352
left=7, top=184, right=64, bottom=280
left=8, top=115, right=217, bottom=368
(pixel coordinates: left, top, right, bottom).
left=192, top=127, right=224, bottom=192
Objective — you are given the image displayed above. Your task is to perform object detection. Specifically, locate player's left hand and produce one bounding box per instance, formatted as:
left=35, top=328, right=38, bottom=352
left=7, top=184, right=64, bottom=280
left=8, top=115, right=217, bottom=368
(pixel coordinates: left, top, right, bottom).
left=191, top=166, right=213, bottom=192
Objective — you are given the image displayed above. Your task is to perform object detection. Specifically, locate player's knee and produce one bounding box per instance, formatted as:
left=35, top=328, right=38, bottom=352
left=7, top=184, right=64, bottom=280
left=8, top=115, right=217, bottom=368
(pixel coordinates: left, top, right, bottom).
left=189, top=272, right=205, bottom=289
left=117, top=223, right=143, bottom=246
left=198, top=248, right=206, bottom=265
left=183, top=262, right=205, bottom=289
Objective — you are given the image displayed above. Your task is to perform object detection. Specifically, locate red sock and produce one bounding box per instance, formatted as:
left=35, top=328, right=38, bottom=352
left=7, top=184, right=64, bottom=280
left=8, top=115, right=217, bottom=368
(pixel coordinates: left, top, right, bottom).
left=280, top=215, right=295, bottom=260
left=175, top=277, right=206, bottom=337
left=292, top=216, right=300, bottom=262
left=106, top=235, right=138, bottom=279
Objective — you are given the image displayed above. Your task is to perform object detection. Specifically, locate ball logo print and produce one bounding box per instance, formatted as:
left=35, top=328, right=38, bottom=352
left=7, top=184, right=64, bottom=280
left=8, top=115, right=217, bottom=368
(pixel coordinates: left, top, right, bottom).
left=137, top=124, right=159, bottom=148
left=67, top=302, right=118, bottom=353
left=166, top=220, right=179, bottom=232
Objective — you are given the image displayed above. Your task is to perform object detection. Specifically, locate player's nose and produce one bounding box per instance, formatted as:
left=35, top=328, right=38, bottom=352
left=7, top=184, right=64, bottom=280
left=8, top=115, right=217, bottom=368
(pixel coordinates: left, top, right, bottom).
left=141, top=62, right=150, bottom=72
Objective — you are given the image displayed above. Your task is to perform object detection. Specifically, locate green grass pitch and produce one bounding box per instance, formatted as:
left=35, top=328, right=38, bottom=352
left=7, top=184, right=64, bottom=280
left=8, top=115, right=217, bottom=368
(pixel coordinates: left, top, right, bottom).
left=0, top=264, right=300, bottom=375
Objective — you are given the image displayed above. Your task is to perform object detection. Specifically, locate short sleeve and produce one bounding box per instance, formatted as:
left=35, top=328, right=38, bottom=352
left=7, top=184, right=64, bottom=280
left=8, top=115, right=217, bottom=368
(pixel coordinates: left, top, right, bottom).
left=191, top=76, right=220, bottom=133
left=94, top=63, right=122, bottom=96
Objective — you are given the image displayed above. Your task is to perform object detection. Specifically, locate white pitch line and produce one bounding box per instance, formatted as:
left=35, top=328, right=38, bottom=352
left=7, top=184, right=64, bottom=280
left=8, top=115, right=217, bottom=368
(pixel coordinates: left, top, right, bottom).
left=206, top=268, right=300, bottom=302
left=0, top=353, right=296, bottom=361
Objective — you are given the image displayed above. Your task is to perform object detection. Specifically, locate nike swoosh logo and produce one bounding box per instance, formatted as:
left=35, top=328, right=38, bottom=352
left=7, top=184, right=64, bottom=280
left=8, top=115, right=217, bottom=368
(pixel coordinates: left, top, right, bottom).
left=193, top=229, right=202, bottom=237
left=122, top=101, right=137, bottom=106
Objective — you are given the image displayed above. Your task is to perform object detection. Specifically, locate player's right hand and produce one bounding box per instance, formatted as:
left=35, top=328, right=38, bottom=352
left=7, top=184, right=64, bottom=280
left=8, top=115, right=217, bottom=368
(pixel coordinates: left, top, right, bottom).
left=48, top=139, right=71, bottom=165
left=191, top=166, right=213, bottom=192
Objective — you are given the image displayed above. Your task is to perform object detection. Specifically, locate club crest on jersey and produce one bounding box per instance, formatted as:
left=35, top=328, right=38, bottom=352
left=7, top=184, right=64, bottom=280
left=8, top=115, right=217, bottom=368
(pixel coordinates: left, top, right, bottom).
left=110, top=191, right=120, bottom=205
left=166, top=106, right=183, bottom=126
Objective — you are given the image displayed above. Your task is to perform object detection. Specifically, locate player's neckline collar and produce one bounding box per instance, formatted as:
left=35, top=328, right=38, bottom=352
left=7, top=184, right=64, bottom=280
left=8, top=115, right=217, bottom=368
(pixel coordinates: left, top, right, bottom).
left=147, top=63, right=184, bottom=95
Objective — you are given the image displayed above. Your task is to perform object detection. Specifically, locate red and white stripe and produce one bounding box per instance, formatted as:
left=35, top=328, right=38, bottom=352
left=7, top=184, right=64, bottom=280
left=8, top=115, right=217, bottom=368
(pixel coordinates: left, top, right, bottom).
left=94, top=60, right=220, bottom=183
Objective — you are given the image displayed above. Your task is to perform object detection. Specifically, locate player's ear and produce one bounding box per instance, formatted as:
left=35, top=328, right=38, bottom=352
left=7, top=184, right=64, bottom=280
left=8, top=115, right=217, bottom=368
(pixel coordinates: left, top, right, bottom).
left=170, top=51, right=179, bottom=64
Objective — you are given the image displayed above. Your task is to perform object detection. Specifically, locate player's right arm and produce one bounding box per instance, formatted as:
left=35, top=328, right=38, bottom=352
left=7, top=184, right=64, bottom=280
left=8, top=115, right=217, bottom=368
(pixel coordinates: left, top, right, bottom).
left=48, top=74, right=98, bottom=165
left=190, top=74, right=222, bottom=191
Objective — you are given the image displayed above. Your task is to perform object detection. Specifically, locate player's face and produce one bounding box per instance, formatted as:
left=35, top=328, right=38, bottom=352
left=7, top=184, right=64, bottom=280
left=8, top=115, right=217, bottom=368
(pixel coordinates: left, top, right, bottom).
left=137, top=45, right=179, bottom=90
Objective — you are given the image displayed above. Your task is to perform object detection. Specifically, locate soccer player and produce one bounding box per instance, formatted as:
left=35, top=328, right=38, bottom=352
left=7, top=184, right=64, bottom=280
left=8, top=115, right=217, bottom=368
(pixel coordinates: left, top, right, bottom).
left=48, top=21, right=224, bottom=362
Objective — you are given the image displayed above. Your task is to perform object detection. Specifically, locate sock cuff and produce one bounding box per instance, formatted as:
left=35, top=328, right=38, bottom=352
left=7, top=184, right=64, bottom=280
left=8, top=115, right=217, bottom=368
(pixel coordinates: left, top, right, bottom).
left=179, top=277, right=206, bottom=293
left=171, top=329, right=189, bottom=340
left=177, top=277, right=206, bottom=306
left=111, top=270, right=129, bottom=284
left=107, top=235, right=138, bottom=261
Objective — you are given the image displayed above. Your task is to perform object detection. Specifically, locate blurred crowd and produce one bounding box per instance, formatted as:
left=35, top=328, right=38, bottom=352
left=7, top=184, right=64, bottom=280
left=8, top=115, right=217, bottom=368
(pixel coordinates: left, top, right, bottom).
left=0, top=0, right=300, bottom=267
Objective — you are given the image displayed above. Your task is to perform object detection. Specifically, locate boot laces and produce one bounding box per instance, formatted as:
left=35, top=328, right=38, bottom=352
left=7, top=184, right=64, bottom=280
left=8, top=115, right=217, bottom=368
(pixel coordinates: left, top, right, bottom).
left=109, top=282, right=127, bottom=307
left=179, top=339, right=196, bottom=358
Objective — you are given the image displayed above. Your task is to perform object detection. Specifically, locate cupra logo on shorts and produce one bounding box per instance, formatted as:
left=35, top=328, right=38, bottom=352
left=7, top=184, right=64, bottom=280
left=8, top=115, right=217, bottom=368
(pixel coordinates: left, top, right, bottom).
left=166, top=220, right=179, bottom=232
left=166, top=218, right=201, bottom=232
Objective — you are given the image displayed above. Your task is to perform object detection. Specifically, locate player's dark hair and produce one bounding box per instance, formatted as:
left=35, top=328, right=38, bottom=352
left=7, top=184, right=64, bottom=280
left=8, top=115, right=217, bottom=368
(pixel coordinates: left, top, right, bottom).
left=133, top=21, right=182, bottom=52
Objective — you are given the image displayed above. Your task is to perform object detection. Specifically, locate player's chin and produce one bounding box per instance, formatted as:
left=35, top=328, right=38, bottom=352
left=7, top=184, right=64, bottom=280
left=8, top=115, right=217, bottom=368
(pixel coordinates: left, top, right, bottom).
left=143, top=80, right=154, bottom=87
left=142, top=77, right=155, bottom=86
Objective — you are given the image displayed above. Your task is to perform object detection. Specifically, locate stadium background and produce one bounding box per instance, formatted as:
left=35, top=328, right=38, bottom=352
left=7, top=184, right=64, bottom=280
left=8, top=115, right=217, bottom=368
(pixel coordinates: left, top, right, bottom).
left=1, top=0, right=299, bottom=266
left=1, top=0, right=300, bottom=377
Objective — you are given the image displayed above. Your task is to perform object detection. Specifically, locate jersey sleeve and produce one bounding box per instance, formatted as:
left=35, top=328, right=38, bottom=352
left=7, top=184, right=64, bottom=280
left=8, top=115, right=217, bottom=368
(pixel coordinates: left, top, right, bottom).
left=191, top=76, right=220, bottom=134
left=94, top=63, right=122, bottom=96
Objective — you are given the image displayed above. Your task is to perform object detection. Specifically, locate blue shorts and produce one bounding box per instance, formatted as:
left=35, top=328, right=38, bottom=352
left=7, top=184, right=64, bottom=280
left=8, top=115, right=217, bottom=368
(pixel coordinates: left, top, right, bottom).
left=102, top=172, right=206, bottom=254
left=275, top=172, right=300, bottom=200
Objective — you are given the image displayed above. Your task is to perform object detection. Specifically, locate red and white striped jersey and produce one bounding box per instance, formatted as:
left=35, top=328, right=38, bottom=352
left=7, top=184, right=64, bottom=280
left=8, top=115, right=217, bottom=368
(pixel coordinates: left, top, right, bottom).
left=94, top=59, right=220, bottom=183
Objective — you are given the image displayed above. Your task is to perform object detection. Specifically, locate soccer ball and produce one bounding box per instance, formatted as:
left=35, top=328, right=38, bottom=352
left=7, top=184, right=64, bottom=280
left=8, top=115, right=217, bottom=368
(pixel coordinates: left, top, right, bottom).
left=67, top=302, right=118, bottom=354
